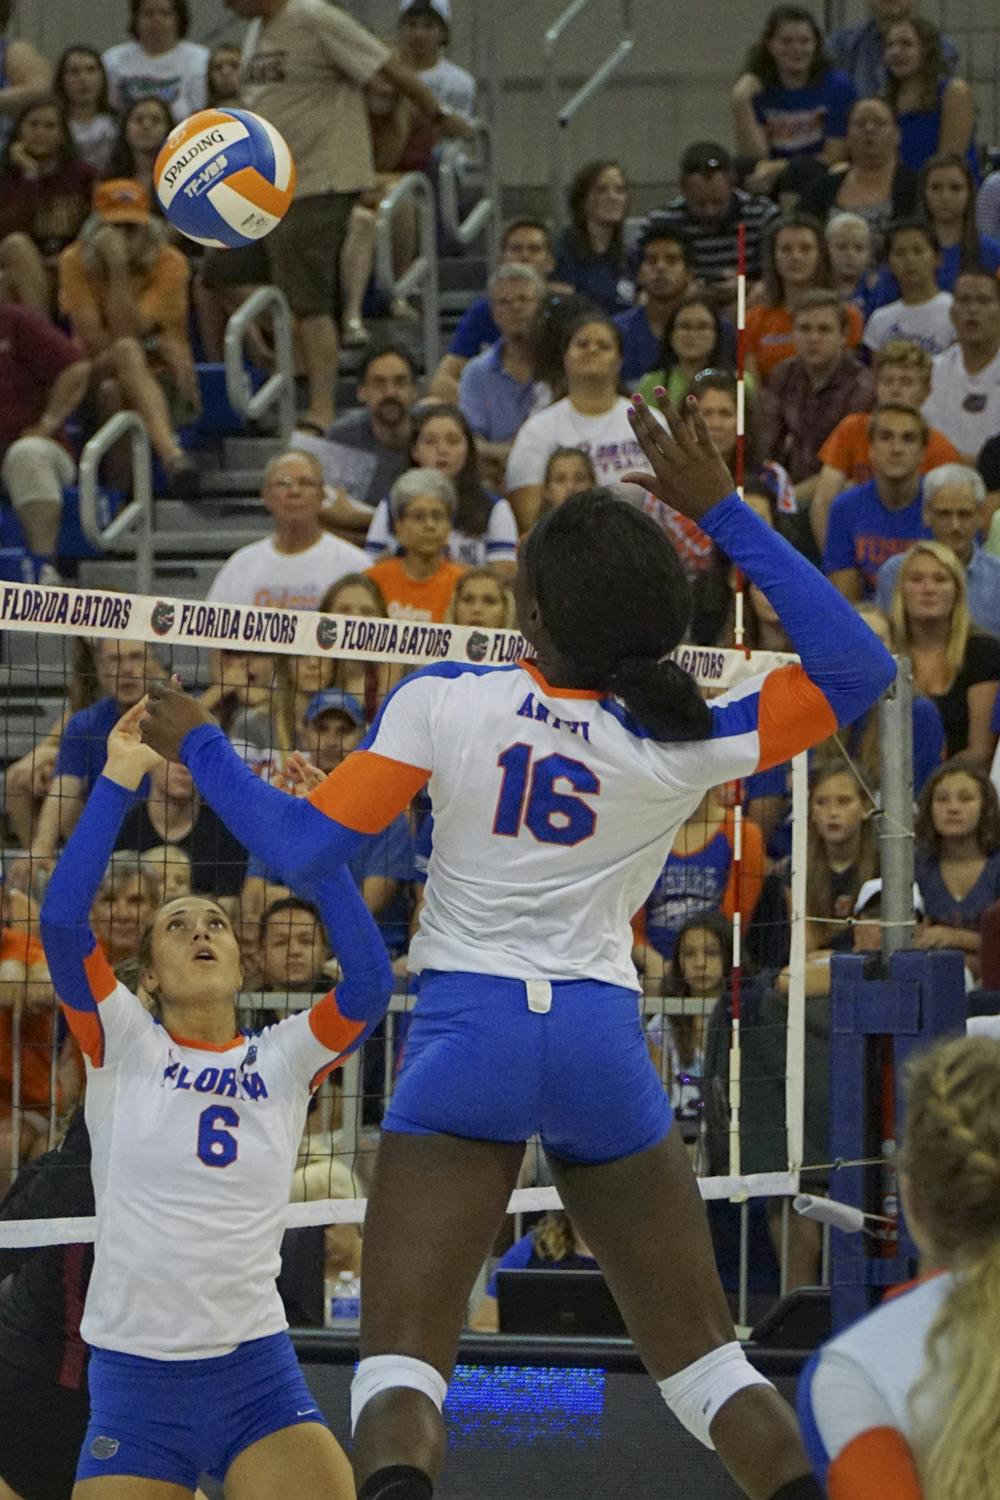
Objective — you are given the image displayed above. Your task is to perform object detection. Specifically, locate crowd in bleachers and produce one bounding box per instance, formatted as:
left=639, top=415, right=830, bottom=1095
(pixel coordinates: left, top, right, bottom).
left=4, top=0, right=1000, bottom=1308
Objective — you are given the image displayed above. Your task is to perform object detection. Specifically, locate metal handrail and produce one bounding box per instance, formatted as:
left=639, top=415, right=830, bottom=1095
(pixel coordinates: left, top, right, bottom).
left=78, top=411, right=154, bottom=595
left=543, top=0, right=636, bottom=228
left=224, top=284, right=295, bottom=440
left=374, top=171, right=441, bottom=375
left=438, top=118, right=499, bottom=265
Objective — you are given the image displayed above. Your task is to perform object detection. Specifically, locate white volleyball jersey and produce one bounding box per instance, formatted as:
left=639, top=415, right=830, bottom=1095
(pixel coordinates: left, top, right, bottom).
left=799, top=1273, right=951, bottom=1498
left=308, top=659, right=838, bottom=989
left=71, top=954, right=358, bottom=1359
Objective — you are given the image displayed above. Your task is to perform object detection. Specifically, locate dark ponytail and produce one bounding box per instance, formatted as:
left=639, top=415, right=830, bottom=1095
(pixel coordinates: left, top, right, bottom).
left=524, top=487, right=713, bottom=744
left=609, top=656, right=712, bottom=741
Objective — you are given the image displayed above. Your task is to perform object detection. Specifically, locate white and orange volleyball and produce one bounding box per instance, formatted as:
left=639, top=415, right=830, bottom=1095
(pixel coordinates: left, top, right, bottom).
left=153, top=107, right=296, bottom=249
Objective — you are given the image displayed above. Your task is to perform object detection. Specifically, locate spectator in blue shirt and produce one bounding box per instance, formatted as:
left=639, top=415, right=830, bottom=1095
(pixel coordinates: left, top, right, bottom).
left=824, top=403, right=931, bottom=599
left=876, top=465, right=1000, bottom=636
left=829, top=0, right=959, bottom=99
left=883, top=14, right=975, bottom=176
left=429, top=217, right=557, bottom=402
left=458, top=263, right=549, bottom=479
left=732, top=4, right=856, bottom=199
left=26, top=638, right=165, bottom=874
left=614, top=226, right=695, bottom=384
left=868, top=153, right=1000, bottom=310
left=552, top=159, right=635, bottom=316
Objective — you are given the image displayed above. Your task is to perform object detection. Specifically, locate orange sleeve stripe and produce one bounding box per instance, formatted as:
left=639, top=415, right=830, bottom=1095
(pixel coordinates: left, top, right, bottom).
left=828, top=1428, right=923, bottom=1500
left=307, top=749, right=430, bottom=834
left=308, top=992, right=366, bottom=1062
left=756, top=665, right=837, bottom=771
left=83, top=944, right=117, bottom=1004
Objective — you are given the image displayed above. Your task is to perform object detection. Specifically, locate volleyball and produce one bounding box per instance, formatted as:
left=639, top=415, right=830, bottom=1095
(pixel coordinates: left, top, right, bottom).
left=153, top=107, right=296, bottom=250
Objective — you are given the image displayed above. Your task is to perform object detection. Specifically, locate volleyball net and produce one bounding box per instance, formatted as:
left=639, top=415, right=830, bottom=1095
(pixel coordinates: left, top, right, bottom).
left=0, top=579, right=824, bottom=1288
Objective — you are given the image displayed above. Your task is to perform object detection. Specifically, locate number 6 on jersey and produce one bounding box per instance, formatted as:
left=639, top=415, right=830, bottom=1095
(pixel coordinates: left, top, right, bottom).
left=493, top=743, right=600, bottom=845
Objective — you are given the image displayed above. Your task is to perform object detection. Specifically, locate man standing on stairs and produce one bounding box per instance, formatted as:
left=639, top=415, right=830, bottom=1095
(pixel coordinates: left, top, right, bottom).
left=206, top=449, right=368, bottom=609
left=199, top=0, right=473, bottom=438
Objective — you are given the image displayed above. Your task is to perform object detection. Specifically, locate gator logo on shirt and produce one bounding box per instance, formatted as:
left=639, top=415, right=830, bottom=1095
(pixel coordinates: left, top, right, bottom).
left=150, top=601, right=176, bottom=636
left=90, top=1437, right=120, bottom=1460
left=465, top=630, right=489, bottom=663
left=315, top=616, right=339, bottom=650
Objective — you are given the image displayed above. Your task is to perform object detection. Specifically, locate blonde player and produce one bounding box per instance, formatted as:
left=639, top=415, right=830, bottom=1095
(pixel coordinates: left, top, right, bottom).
left=39, top=703, right=393, bottom=1498
left=141, top=392, right=896, bottom=1500
left=799, top=1033, right=1000, bottom=1499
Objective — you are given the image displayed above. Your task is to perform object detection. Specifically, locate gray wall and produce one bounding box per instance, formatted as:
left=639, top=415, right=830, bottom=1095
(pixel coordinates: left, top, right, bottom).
left=13, top=0, right=1000, bottom=201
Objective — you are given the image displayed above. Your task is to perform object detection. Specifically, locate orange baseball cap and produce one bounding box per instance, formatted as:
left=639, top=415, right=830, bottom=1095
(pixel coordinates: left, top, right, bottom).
left=93, top=178, right=152, bottom=225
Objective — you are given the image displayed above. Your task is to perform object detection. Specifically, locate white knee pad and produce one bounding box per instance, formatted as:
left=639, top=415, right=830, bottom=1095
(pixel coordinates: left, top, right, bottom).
left=351, top=1354, right=448, bottom=1434
left=657, top=1341, right=773, bottom=1450
left=1, top=436, right=75, bottom=510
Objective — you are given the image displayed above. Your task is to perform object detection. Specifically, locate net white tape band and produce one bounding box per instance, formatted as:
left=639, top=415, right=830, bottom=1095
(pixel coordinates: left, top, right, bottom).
left=1, top=1172, right=799, bottom=1248
left=0, top=581, right=796, bottom=689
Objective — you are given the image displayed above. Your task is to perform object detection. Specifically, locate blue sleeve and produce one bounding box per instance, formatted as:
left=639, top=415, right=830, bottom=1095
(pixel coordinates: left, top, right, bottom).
left=990, top=683, right=1000, bottom=735
left=912, top=696, right=945, bottom=795
left=311, top=868, right=393, bottom=1028
left=486, top=1232, right=536, bottom=1297
left=181, top=724, right=365, bottom=891
left=744, top=763, right=788, bottom=801
left=457, top=359, right=490, bottom=437
left=448, top=298, right=499, bottom=359
left=40, top=775, right=141, bottom=1010
left=822, top=493, right=857, bottom=575
left=699, top=493, right=896, bottom=724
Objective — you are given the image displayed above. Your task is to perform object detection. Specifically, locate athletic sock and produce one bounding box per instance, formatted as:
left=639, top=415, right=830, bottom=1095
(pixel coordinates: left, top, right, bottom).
left=769, top=1477, right=824, bottom=1500
left=359, top=1464, right=433, bottom=1500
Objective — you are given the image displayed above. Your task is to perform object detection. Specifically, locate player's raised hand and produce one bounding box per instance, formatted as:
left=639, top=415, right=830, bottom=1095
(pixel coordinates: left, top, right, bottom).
left=140, top=678, right=218, bottom=762
left=105, top=699, right=165, bottom=789
left=622, top=389, right=735, bottom=521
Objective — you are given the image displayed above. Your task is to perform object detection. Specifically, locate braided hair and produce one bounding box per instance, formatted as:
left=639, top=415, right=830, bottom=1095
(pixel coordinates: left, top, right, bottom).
left=903, top=1037, right=1000, bottom=1500
left=521, top=488, right=711, bottom=742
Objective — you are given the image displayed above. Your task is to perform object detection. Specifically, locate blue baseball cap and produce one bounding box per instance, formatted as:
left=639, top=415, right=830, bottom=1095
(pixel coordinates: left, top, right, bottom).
left=304, top=690, right=365, bottom=726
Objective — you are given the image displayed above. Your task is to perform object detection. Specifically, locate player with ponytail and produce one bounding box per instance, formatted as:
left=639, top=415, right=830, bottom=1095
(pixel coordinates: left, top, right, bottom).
left=800, top=1033, right=1000, bottom=1499
left=141, top=391, right=895, bottom=1500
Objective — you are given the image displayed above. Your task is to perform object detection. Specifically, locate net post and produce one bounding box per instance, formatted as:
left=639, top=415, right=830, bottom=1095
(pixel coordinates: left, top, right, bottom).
left=784, top=751, right=808, bottom=1185
left=877, top=656, right=914, bottom=959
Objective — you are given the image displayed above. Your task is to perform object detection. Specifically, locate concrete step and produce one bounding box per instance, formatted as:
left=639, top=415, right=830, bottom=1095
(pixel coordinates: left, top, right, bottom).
left=198, top=469, right=268, bottom=498
left=219, top=436, right=284, bottom=470
left=79, top=559, right=220, bottom=597
left=155, top=498, right=265, bottom=534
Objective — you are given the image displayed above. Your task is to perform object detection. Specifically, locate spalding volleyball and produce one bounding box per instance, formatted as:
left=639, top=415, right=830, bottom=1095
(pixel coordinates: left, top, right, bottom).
left=153, top=108, right=296, bottom=250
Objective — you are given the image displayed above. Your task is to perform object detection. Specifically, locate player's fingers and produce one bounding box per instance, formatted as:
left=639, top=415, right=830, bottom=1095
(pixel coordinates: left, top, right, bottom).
left=118, top=696, right=150, bottom=726
left=620, top=469, right=661, bottom=493
left=626, top=397, right=681, bottom=461
left=650, top=387, right=697, bottom=456
left=683, top=393, right=716, bottom=451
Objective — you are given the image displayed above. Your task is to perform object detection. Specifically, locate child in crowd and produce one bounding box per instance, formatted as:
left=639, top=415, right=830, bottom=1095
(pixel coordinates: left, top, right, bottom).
left=800, top=758, right=878, bottom=961
left=448, top=568, right=517, bottom=629
left=646, top=914, right=734, bottom=1142
left=206, top=42, right=241, bottom=109
left=824, top=211, right=875, bottom=315
left=538, top=446, right=598, bottom=515
left=914, top=763, right=1000, bottom=982
left=366, top=469, right=465, bottom=622
left=863, top=220, right=955, bottom=357
left=53, top=46, right=118, bottom=173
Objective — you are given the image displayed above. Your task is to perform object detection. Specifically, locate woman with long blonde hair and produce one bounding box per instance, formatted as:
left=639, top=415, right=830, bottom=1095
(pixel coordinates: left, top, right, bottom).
left=889, top=540, right=1000, bottom=765
left=799, top=1033, right=1000, bottom=1499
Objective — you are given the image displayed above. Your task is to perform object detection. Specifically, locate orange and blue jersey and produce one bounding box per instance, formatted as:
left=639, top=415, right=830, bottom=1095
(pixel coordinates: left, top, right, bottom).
left=176, top=491, right=896, bottom=991
left=798, top=1273, right=952, bottom=1498
left=39, top=774, right=392, bottom=1361
left=644, top=809, right=765, bottom=960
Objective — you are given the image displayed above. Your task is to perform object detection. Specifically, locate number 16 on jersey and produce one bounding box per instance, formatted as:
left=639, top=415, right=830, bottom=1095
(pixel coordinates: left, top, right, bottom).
left=493, top=743, right=600, bottom=846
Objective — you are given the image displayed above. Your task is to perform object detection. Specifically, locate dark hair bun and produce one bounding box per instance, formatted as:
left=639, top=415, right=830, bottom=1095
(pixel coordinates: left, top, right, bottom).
left=609, top=656, right=712, bottom=742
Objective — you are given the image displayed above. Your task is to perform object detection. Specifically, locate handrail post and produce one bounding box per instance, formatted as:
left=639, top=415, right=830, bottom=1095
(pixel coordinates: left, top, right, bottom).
left=375, top=172, right=440, bottom=376
left=438, top=120, right=497, bottom=261
left=543, top=0, right=636, bottom=230
left=223, top=284, right=295, bottom=440
left=78, top=410, right=154, bottom=593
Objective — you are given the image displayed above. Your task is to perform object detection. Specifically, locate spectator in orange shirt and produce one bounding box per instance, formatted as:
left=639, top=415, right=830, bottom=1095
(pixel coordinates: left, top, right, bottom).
left=745, top=212, right=863, bottom=382
left=366, top=468, right=465, bottom=621
left=58, top=177, right=201, bottom=497
left=0, top=891, right=61, bottom=1183
left=810, top=338, right=960, bottom=548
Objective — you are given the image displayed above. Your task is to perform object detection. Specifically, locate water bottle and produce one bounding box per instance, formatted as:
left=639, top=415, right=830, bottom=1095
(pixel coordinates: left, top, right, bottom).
left=329, top=1269, right=361, bottom=1328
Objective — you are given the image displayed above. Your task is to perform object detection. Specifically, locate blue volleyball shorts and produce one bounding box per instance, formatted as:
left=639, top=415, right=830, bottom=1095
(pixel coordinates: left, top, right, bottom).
left=77, top=1331, right=327, bottom=1489
left=384, top=970, right=673, bottom=1163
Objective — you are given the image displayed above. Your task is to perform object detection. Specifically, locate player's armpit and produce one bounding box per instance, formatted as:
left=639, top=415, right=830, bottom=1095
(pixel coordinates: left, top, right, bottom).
left=307, top=750, right=430, bottom=833
left=756, top=665, right=837, bottom=771
left=306, top=993, right=368, bottom=1092
left=827, top=1428, right=923, bottom=1499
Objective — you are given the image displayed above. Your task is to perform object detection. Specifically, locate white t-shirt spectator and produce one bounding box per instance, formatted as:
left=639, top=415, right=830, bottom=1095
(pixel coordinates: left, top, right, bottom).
left=102, top=39, right=209, bottom=121
left=505, top=396, right=649, bottom=501
left=923, top=344, right=1000, bottom=460
left=69, top=115, right=119, bottom=174
left=417, top=57, right=476, bottom=117
left=863, top=293, right=955, bottom=358
left=363, top=495, right=518, bottom=569
left=206, top=532, right=369, bottom=610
